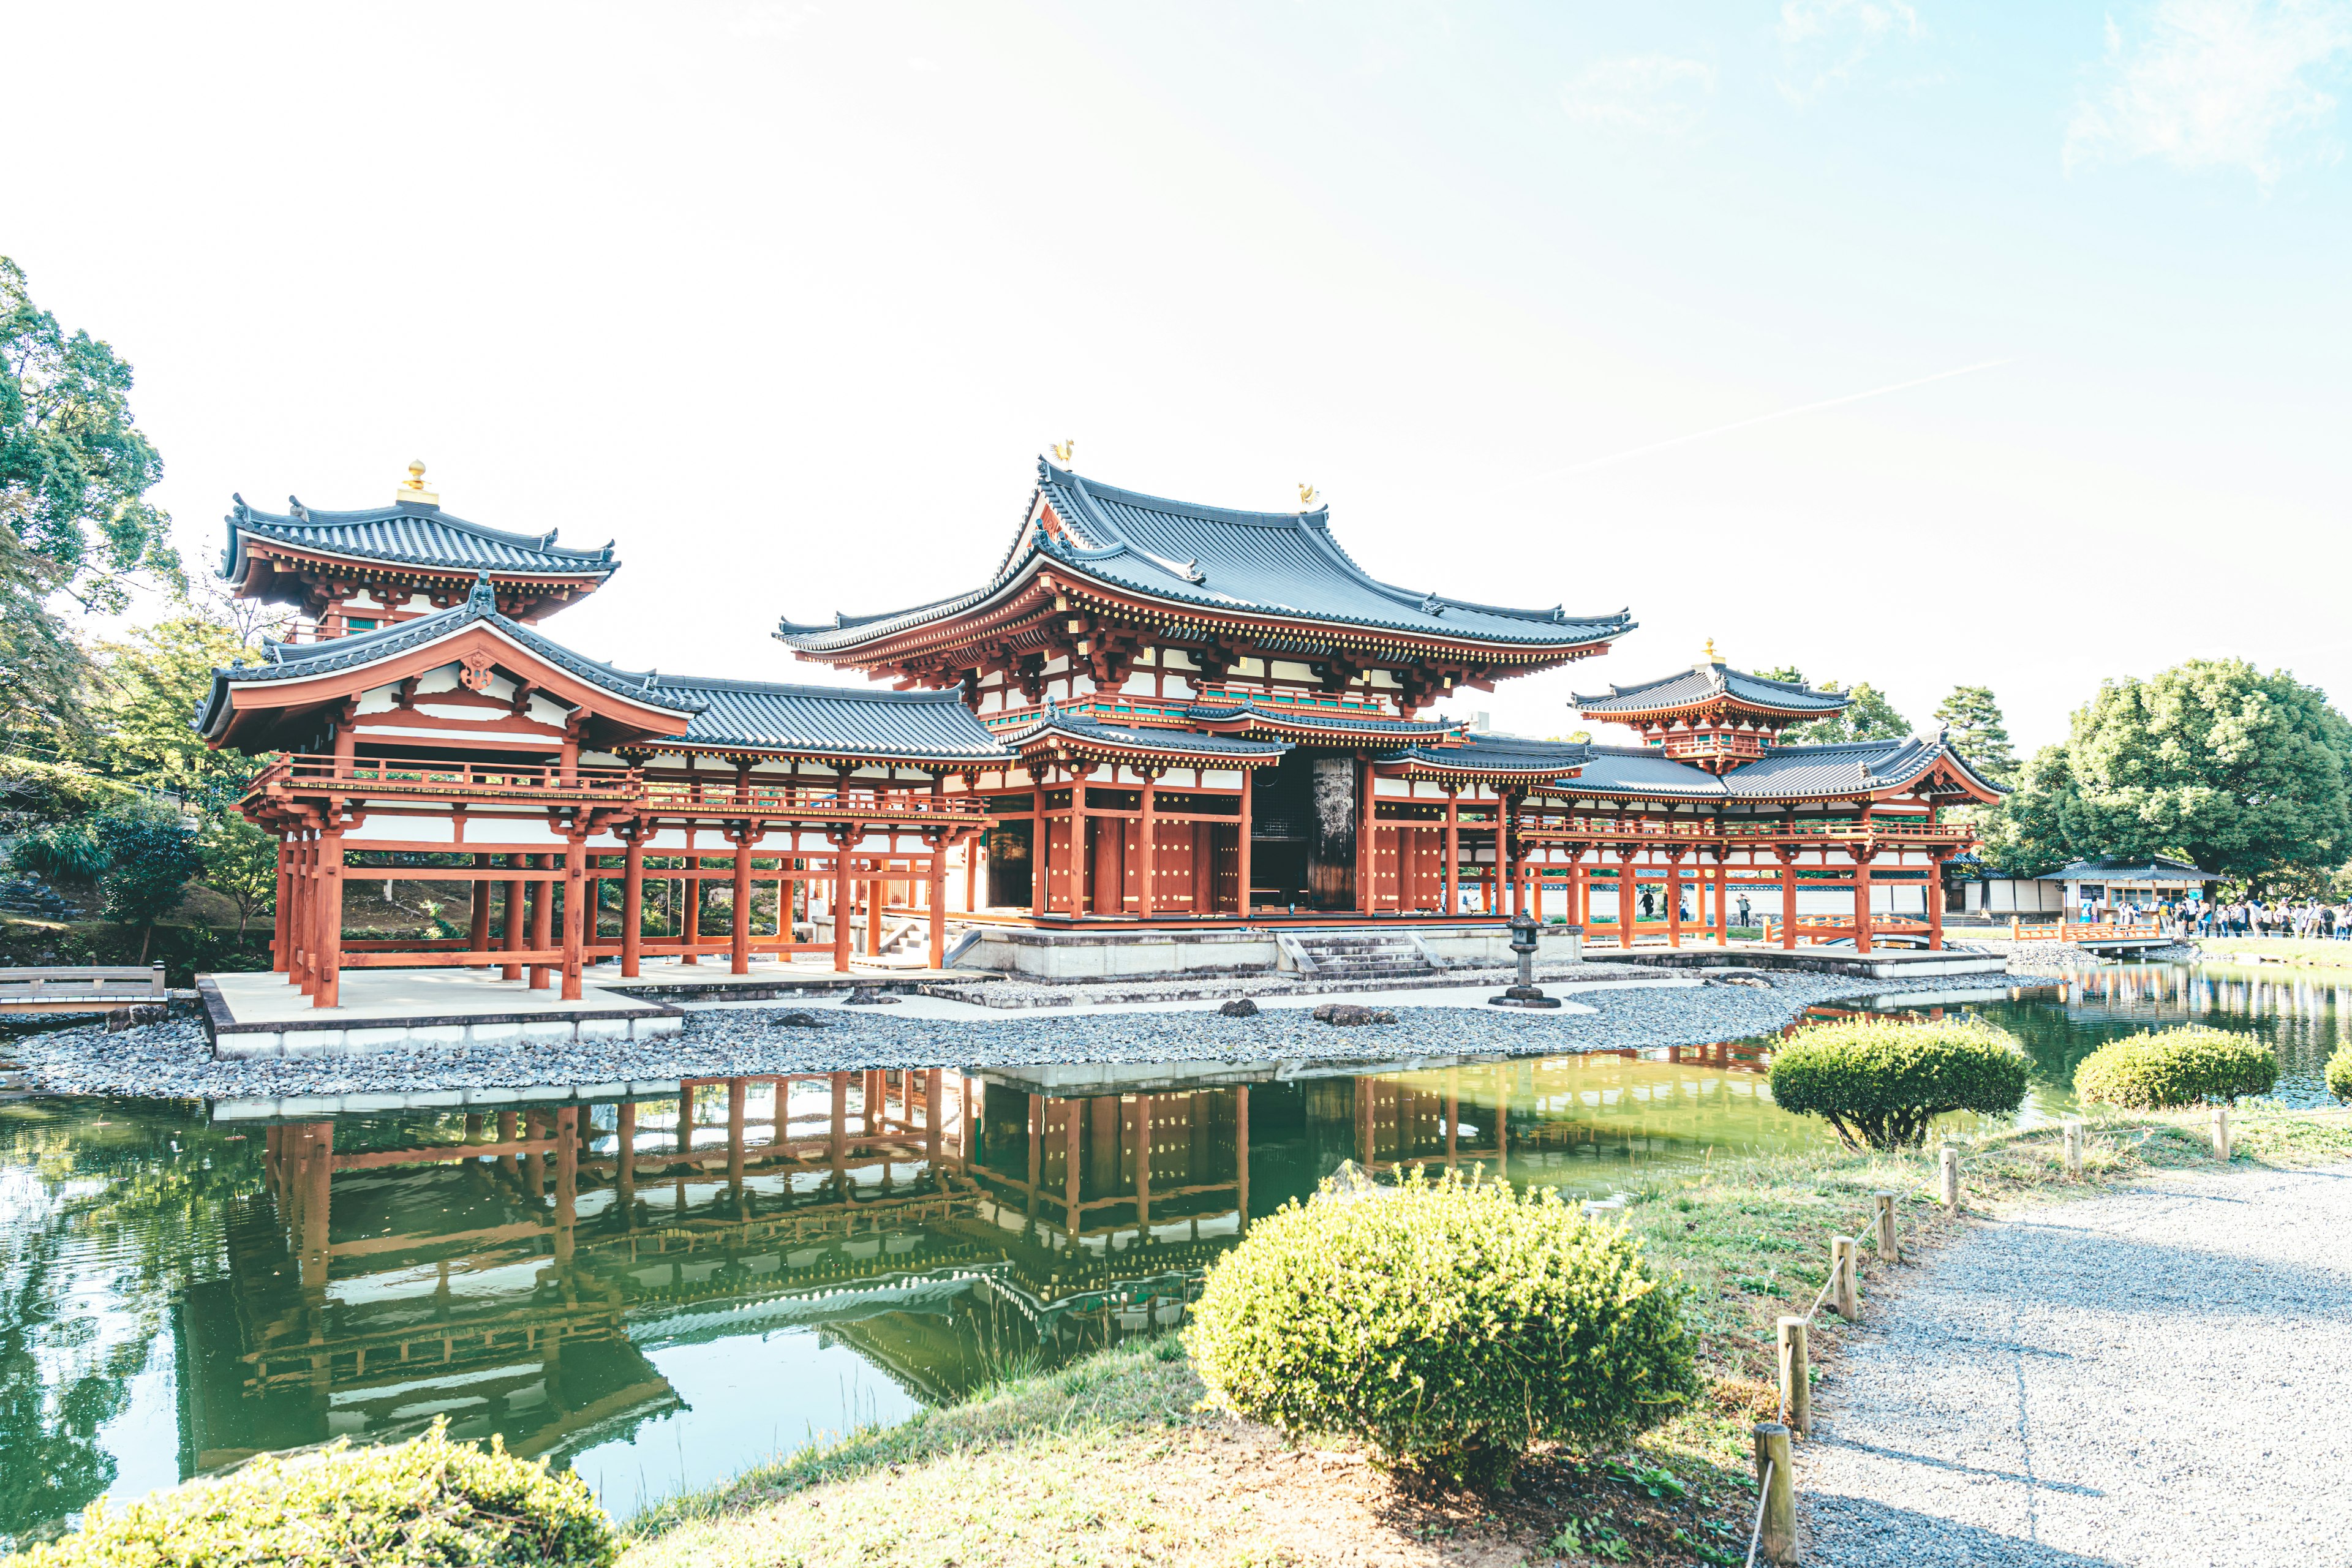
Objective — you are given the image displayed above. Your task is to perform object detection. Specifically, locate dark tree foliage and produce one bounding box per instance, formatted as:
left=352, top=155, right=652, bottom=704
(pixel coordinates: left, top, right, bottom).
left=95, top=806, right=203, bottom=960
left=1757, top=666, right=1910, bottom=744
left=1982, top=660, right=2352, bottom=888
left=1933, top=684, right=2017, bottom=786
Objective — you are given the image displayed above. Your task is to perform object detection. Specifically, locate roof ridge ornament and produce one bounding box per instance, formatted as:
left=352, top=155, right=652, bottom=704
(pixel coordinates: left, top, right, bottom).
left=1051, top=439, right=1075, bottom=465
left=1298, top=483, right=1319, bottom=507
left=466, top=571, right=496, bottom=612
left=287, top=495, right=311, bottom=522
left=398, top=459, right=439, bottom=507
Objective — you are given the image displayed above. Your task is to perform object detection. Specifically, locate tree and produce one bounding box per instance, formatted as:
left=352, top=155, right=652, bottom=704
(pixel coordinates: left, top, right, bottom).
left=88, top=613, right=258, bottom=806
left=2, top=258, right=180, bottom=744
left=1985, top=660, right=2352, bottom=890
left=95, top=805, right=202, bottom=960
left=1, top=257, right=181, bottom=614
left=196, top=813, right=278, bottom=937
left=1933, top=685, right=2017, bottom=785
left=1760, top=670, right=1909, bottom=745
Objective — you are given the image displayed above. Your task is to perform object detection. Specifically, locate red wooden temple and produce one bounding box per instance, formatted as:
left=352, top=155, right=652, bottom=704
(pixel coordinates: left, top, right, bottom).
left=204, top=458, right=2002, bottom=1009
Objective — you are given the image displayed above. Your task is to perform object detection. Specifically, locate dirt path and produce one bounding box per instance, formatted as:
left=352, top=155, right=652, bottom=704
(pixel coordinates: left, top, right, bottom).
left=1800, top=1163, right=2352, bottom=1567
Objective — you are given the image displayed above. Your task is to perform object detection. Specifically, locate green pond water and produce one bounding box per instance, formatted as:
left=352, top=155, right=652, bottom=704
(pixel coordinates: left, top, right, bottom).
left=0, top=960, right=2339, bottom=1542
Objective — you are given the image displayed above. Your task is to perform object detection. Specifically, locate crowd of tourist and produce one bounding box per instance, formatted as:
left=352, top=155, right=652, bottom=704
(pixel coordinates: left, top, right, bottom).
left=2108, top=897, right=2352, bottom=940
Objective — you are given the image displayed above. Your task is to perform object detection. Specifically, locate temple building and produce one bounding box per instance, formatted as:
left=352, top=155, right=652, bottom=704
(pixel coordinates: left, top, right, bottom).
left=202, top=455, right=2002, bottom=1011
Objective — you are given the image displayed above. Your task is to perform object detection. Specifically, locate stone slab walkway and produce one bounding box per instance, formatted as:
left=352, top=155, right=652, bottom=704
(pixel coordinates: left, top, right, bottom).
left=1801, top=1163, right=2352, bottom=1567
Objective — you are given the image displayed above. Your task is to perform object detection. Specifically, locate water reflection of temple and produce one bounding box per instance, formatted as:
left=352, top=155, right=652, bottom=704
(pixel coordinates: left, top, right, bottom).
left=178, top=1049, right=1819, bottom=1480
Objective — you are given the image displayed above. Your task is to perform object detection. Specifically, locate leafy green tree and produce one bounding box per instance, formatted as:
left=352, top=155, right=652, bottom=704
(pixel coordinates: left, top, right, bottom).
left=196, top=812, right=278, bottom=937
left=1985, top=660, right=2352, bottom=889
left=1758, top=671, right=1909, bottom=745
left=1, top=257, right=181, bottom=611
left=89, top=614, right=258, bottom=805
left=1934, top=685, right=2017, bottom=785
left=95, top=805, right=202, bottom=960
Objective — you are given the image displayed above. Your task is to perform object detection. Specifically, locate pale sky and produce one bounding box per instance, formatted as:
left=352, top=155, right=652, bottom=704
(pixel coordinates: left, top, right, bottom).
left=10, top=1, right=2350, bottom=752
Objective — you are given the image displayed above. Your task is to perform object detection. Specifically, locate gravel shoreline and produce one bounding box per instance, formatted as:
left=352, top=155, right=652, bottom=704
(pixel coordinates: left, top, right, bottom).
left=7, top=972, right=1990, bottom=1101
left=1800, top=1163, right=2352, bottom=1566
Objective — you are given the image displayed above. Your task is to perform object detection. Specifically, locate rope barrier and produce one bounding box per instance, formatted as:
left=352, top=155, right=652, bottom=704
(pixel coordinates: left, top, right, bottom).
left=1745, top=1457, right=1774, bottom=1568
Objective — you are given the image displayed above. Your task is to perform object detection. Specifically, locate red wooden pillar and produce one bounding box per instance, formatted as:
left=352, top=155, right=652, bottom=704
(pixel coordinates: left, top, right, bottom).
left=1714, top=856, right=1730, bottom=948
left=287, top=837, right=310, bottom=992
left=928, top=845, right=948, bottom=970
left=561, top=835, right=587, bottom=1000
left=1853, top=854, right=1875, bottom=955
left=1442, top=787, right=1460, bottom=917
left=1070, top=763, right=1091, bottom=916
left=831, top=839, right=853, bottom=974
left=1356, top=756, right=1376, bottom=915
left=528, top=853, right=554, bottom=990
left=502, top=854, right=526, bottom=982
left=1928, top=854, right=1948, bottom=951
left=273, top=835, right=294, bottom=977
left=620, top=830, right=645, bottom=978
left=1780, top=858, right=1800, bottom=949
left=731, top=829, right=755, bottom=975
left=1236, top=766, right=1254, bottom=916
left=1666, top=856, right=1683, bottom=948
left=315, top=828, right=345, bottom=1008
left=1618, top=853, right=1638, bottom=949
left=468, top=851, right=492, bottom=956
left=1139, top=772, right=1159, bottom=916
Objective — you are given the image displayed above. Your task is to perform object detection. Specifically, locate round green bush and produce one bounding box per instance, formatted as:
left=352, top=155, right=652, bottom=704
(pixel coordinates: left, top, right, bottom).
left=1766, top=1016, right=2029, bottom=1150
left=1185, top=1167, right=1698, bottom=1488
left=9, top=1418, right=614, bottom=1568
left=2329, top=1045, right=2352, bottom=1105
left=2073, top=1025, right=2279, bottom=1109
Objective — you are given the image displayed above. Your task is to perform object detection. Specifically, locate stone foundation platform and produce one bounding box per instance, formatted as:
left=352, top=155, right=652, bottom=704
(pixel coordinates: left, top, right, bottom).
left=199, top=970, right=684, bottom=1060
left=949, top=921, right=1583, bottom=983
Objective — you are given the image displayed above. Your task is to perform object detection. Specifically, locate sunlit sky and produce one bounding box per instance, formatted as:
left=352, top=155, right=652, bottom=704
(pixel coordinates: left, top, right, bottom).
left=11, top=1, right=2351, bottom=750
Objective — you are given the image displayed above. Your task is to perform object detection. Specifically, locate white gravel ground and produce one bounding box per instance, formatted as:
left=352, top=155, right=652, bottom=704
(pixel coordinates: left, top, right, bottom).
left=1801, top=1162, right=2352, bottom=1567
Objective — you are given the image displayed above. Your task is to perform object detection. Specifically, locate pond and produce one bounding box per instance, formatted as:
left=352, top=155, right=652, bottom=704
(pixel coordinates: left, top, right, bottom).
left=0, top=960, right=2338, bottom=1543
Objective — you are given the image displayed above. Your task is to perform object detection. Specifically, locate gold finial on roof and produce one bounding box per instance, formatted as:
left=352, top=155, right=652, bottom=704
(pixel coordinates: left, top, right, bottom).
left=1050, top=439, right=1075, bottom=464
left=397, top=459, right=438, bottom=507
left=1298, top=482, right=1319, bottom=505
left=1703, top=637, right=1719, bottom=663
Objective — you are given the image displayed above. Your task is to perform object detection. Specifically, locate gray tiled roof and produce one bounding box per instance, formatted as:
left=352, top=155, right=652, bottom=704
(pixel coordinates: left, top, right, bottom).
left=1188, top=701, right=1462, bottom=740
left=2048, top=857, right=2218, bottom=883
left=1721, top=736, right=2002, bottom=800
left=196, top=579, right=696, bottom=740
left=1379, top=733, right=1591, bottom=780
left=1559, top=745, right=1729, bottom=797
left=1575, top=663, right=1847, bottom=715
left=221, top=496, right=620, bottom=582
left=1006, top=710, right=1288, bottom=761
left=633, top=674, right=1012, bottom=763
left=778, top=459, right=1633, bottom=655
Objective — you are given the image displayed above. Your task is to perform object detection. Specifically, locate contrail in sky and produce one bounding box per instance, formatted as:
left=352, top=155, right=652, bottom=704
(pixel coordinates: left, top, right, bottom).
left=1528, top=358, right=2013, bottom=481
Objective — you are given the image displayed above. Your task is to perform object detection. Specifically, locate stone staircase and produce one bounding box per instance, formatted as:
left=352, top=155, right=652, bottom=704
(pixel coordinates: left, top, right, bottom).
left=1285, top=930, right=1439, bottom=982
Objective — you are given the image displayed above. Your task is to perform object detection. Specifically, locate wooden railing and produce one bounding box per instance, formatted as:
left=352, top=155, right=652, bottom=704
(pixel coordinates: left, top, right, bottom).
left=0, top=965, right=167, bottom=1013
left=246, top=754, right=638, bottom=800
left=1760, top=914, right=1932, bottom=943
left=243, top=755, right=989, bottom=823
left=638, top=779, right=988, bottom=820
left=1518, top=816, right=1972, bottom=843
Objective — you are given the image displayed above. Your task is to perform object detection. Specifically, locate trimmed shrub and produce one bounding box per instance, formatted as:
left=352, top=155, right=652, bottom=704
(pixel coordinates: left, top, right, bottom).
left=7, top=1418, right=614, bottom=1568
left=2329, top=1045, right=2352, bottom=1106
left=1767, top=1016, right=2029, bottom=1150
left=2073, top=1025, right=2279, bottom=1109
left=1185, top=1167, right=1698, bottom=1488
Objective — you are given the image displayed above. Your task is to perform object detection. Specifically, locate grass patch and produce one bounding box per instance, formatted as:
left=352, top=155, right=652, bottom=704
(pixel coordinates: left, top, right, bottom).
left=621, top=1105, right=2352, bottom=1568
left=2195, top=937, right=2352, bottom=970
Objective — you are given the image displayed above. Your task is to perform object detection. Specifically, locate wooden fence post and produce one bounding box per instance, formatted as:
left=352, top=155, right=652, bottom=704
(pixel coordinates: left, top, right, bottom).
left=1776, top=1316, right=1811, bottom=1435
left=1752, top=1423, right=1796, bottom=1565
left=1831, top=1235, right=1858, bottom=1321
left=1940, top=1143, right=1961, bottom=1213
left=2063, top=1120, right=2084, bottom=1178
left=1874, top=1189, right=1898, bottom=1262
left=2212, top=1105, right=2232, bottom=1161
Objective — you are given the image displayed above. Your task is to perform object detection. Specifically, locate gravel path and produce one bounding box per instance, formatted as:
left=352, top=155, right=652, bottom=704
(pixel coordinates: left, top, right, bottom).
left=1801, top=1163, right=2352, bottom=1567
left=8, top=971, right=1967, bottom=1099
